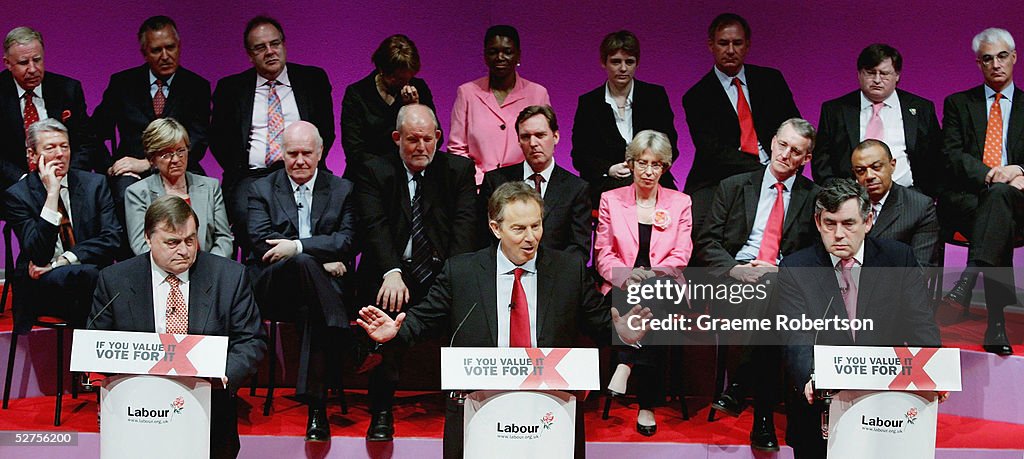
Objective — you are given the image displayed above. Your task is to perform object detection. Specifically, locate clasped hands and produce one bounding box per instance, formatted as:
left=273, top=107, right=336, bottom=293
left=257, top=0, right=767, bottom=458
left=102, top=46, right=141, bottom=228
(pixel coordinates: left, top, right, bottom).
left=262, top=239, right=346, bottom=277
left=728, top=260, right=778, bottom=283
left=986, top=165, right=1024, bottom=189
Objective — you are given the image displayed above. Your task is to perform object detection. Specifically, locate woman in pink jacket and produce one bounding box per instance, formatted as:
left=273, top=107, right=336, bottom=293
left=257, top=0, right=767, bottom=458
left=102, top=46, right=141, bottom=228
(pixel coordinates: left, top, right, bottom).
left=594, top=130, right=692, bottom=436
left=448, top=25, right=550, bottom=184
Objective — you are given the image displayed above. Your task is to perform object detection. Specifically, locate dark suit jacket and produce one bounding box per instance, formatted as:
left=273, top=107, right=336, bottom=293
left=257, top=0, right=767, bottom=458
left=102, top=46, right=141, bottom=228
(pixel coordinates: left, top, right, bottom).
left=813, top=89, right=942, bottom=195
left=5, top=169, right=122, bottom=332
left=571, top=79, right=679, bottom=202
left=210, top=63, right=335, bottom=188
left=478, top=163, right=591, bottom=262
left=396, top=247, right=609, bottom=347
left=341, top=71, right=438, bottom=177
left=695, top=167, right=820, bottom=273
left=682, top=64, right=800, bottom=194
left=91, top=64, right=211, bottom=174
left=942, top=84, right=1024, bottom=192
left=0, top=70, right=96, bottom=186
left=775, top=237, right=941, bottom=388
left=89, top=252, right=266, bottom=389
left=352, top=152, right=477, bottom=299
left=867, top=184, right=938, bottom=267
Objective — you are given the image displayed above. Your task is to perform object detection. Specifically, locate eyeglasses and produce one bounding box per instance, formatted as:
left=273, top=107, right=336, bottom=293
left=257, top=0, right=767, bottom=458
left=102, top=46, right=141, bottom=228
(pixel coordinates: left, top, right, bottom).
left=978, top=51, right=1012, bottom=67
left=249, top=39, right=283, bottom=54
left=633, top=160, right=665, bottom=172
left=158, top=147, right=187, bottom=161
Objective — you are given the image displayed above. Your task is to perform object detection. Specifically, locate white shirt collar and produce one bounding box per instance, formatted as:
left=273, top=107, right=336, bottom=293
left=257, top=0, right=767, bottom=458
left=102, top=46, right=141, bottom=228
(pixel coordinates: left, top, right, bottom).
left=522, top=160, right=554, bottom=182
left=496, top=245, right=537, bottom=275
left=764, top=165, right=798, bottom=191
left=714, top=65, right=747, bottom=87
left=603, top=80, right=635, bottom=106
left=149, top=70, right=176, bottom=87
left=256, top=65, right=291, bottom=87
left=288, top=169, right=318, bottom=192
left=16, top=82, right=42, bottom=99
left=859, top=90, right=899, bottom=111
left=874, top=188, right=891, bottom=209
left=985, top=82, right=1015, bottom=102
left=829, top=241, right=866, bottom=269
left=150, top=254, right=191, bottom=285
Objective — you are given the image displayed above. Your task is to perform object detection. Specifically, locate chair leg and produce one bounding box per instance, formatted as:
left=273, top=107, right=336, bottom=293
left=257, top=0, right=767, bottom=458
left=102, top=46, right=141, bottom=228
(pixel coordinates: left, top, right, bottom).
left=0, top=224, right=11, bottom=314
left=263, top=321, right=276, bottom=416
left=3, top=333, right=18, bottom=409
left=337, top=364, right=348, bottom=415
left=249, top=370, right=258, bottom=397
left=708, top=339, right=727, bottom=423
left=602, top=394, right=612, bottom=420
left=55, top=328, right=64, bottom=426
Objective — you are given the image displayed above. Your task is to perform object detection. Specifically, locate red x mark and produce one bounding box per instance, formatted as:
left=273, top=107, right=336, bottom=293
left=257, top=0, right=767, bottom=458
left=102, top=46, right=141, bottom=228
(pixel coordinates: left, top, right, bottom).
left=519, top=348, right=570, bottom=389
left=148, top=334, right=203, bottom=376
left=888, top=347, right=939, bottom=390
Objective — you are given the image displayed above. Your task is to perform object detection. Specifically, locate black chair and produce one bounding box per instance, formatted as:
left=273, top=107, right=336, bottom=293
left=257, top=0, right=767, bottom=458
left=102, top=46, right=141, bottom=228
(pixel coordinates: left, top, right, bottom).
left=1, top=223, right=13, bottom=314
left=3, top=315, right=78, bottom=426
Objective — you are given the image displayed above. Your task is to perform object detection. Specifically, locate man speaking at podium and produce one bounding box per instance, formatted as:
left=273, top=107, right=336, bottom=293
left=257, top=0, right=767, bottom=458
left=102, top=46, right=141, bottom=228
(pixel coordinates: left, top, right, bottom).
left=90, top=195, right=266, bottom=459
left=356, top=181, right=649, bottom=459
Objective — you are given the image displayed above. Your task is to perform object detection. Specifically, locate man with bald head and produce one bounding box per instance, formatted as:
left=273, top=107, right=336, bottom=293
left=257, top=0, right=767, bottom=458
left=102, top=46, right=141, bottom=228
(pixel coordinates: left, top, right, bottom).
left=352, top=103, right=476, bottom=441
left=247, top=120, right=356, bottom=441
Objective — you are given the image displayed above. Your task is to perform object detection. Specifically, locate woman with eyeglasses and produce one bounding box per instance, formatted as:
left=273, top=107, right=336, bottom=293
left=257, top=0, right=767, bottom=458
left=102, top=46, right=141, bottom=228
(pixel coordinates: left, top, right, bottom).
left=594, top=130, right=692, bottom=436
left=124, top=118, right=233, bottom=257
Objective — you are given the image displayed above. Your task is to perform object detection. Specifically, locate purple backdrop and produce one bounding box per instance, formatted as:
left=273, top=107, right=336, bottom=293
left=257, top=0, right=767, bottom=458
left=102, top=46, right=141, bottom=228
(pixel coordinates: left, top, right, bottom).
left=2, top=0, right=1022, bottom=268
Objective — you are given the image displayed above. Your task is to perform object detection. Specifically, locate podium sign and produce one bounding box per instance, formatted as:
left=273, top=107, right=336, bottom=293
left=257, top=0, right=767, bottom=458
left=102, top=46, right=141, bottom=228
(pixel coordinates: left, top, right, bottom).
left=440, top=347, right=599, bottom=391
left=813, top=345, right=961, bottom=391
left=100, top=375, right=212, bottom=459
left=464, top=391, right=575, bottom=459
left=826, top=391, right=938, bottom=459
left=71, top=329, right=227, bottom=378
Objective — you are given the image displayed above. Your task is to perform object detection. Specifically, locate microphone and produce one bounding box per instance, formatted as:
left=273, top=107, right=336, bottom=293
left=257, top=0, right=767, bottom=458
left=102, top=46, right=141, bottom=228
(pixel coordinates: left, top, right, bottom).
left=86, top=291, right=121, bottom=331
left=449, top=302, right=479, bottom=347
left=508, top=302, right=513, bottom=311
left=814, top=296, right=835, bottom=440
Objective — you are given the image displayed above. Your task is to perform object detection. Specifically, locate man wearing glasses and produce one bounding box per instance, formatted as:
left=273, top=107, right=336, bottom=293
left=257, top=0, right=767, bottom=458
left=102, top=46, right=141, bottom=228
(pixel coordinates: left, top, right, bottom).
left=813, top=44, right=942, bottom=198
left=939, top=28, right=1022, bottom=355
left=211, top=15, right=335, bottom=253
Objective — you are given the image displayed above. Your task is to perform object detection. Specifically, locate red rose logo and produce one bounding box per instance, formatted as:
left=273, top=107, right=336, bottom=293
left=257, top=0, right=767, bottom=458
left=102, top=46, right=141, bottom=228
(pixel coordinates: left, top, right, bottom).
left=905, top=407, right=918, bottom=424
left=541, top=411, right=555, bottom=430
left=171, top=396, right=185, bottom=414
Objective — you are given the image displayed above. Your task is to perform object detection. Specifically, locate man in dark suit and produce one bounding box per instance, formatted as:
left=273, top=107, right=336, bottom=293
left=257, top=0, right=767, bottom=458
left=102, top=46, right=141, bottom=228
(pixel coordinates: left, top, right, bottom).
left=4, top=119, right=121, bottom=335
left=939, top=27, right=1022, bottom=355
left=571, top=30, right=679, bottom=206
left=852, top=139, right=939, bottom=266
left=695, top=118, right=820, bottom=451
left=247, top=120, right=355, bottom=441
left=479, top=105, right=591, bottom=262
left=356, top=181, right=649, bottom=459
left=813, top=44, right=943, bottom=196
left=92, top=16, right=211, bottom=224
left=775, top=179, right=941, bottom=459
left=351, top=103, right=476, bottom=441
left=1, top=27, right=97, bottom=188
left=211, top=15, right=334, bottom=251
left=90, top=195, right=266, bottom=459
left=682, top=13, right=800, bottom=235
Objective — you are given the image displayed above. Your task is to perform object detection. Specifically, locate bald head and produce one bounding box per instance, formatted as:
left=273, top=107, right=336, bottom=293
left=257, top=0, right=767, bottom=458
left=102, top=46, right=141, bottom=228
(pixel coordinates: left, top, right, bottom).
left=283, top=120, right=322, bottom=185
left=393, top=104, right=440, bottom=172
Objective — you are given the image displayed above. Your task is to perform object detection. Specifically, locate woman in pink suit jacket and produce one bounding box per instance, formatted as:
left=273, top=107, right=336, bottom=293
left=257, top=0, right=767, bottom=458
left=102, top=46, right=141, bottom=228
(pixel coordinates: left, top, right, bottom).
left=594, top=129, right=692, bottom=436
left=448, top=25, right=550, bottom=184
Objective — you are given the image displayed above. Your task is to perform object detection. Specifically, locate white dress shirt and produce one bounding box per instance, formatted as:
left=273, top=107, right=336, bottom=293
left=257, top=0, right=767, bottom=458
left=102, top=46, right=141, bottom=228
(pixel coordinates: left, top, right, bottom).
left=495, top=247, right=538, bottom=347
left=859, top=91, right=911, bottom=186
left=984, top=82, right=1015, bottom=166
left=16, top=82, right=48, bottom=120
left=521, top=160, right=554, bottom=198
left=871, top=188, right=890, bottom=221
left=248, top=66, right=300, bottom=168
left=736, top=167, right=797, bottom=263
left=604, top=81, right=635, bottom=144
left=714, top=65, right=768, bottom=163
left=150, top=257, right=191, bottom=334
left=383, top=165, right=423, bottom=278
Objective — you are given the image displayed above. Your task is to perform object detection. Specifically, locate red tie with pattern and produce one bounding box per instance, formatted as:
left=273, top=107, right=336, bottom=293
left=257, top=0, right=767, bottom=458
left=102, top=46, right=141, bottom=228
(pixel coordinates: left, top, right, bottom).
left=732, top=78, right=758, bottom=155
left=509, top=268, right=531, bottom=347
left=165, top=275, right=188, bottom=334
left=756, top=182, right=785, bottom=264
left=153, top=79, right=167, bottom=118
left=23, top=91, right=40, bottom=131
left=983, top=93, right=1003, bottom=168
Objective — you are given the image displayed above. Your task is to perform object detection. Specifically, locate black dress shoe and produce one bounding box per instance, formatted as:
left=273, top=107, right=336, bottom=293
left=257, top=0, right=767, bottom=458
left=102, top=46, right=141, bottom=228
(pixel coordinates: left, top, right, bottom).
left=749, top=415, right=779, bottom=452
left=943, top=277, right=975, bottom=310
left=984, top=322, right=1014, bottom=356
left=366, top=410, right=394, bottom=442
left=711, top=384, right=747, bottom=418
left=636, top=422, right=657, bottom=437
left=305, top=408, right=330, bottom=442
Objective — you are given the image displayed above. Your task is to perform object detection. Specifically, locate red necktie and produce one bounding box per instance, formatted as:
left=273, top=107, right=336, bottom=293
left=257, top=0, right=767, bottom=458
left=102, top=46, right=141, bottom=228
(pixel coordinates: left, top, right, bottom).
left=509, top=268, right=531, bottom=347
left=23, top=91, right=40, bottom=131
left=165, top=275, right=188, bottom=334
left=983, top=93, right=1003, bottom=169
left=732, top=78, right=758, bottom=155
left=756, top=182, right=785, bottom=264
left=839, top=259, right=858, bottom=341
left=153, top=79, right=167, bottom=118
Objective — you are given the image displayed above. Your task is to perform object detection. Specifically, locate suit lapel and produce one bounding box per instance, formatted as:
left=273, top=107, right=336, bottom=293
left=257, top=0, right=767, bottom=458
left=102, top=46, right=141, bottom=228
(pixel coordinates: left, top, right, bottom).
left=187, top=256, right=214, bottom=334
left=705, top=70, right=739, bottom=124
left=783, top=178, right=810, bottom=235
left=41, top=77, right=64, bottom=122
left=855, top=240, right=882, bottom=339
left=130, top=257, right=156, bottom=331
left=742, top=171, right=762, bottom=236
left=968, top=87, right=989, bottom=157
left=310, top=172, right=331, bottom=231
left=871, top=186, right=901, bottom=235
left=1007, top=88, right=1024, bottom=163
left=543, top=167, right=569, bottom=227
left=271, top=172, right=301, bottom=233
left=162, top=71, right=182, bottom=119
left=811, top=246, right=847, bottom=321
left=66, top=172, right=87, bottom=241
left=290, top=66, right=311, bottom=121
left=618, top=189, right=639, bottom=245
left=0, top=73, right=22, bottom=132
left=843, top=95, right=861, bottom=151
left=899, top=91, right=919, bottom=154
left=240, top=70, right=257, bottom=160
left=477, top=250, right=499, bottom=346
left=535, top=251, right=554, bottom=346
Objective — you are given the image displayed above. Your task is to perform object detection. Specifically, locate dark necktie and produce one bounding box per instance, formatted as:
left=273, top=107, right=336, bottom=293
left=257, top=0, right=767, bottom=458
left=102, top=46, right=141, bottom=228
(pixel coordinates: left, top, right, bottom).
left=57, top=191, right=76, bottom=250
left=409, top=173, right=435, bottom=285
left=23, top=90, right=40, bottom=131
left=529, top=173, right=544, bottom=194
left=509, top=268, right=531, bottom=347
left=153, top=79, right=167, bottom=118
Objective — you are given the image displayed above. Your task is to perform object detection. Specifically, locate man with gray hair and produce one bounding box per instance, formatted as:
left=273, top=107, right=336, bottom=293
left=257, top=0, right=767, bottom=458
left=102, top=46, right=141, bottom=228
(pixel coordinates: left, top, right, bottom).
left=4, top=118, right=121, bottom=336
left=775, top=178, right=940, bottom=459
left=0, top=26, right=96, bottom=188
left=939, top=27, right=1022, bottom=355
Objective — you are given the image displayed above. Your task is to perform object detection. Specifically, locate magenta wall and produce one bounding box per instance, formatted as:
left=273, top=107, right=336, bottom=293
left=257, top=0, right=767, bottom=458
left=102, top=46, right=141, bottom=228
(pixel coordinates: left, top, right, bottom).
left=2, top=0, right=1022, bottom=267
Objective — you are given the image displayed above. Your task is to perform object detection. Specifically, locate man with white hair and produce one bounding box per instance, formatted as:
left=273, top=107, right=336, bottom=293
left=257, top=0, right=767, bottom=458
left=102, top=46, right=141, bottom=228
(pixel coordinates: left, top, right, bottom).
left=939, top=27, right=1021, bottom=355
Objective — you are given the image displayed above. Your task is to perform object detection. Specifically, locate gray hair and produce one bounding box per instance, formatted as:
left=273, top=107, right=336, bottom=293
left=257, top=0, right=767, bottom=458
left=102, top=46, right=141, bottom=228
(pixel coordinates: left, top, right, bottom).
left=625, top=129, right=673, bottom=165
left=488, top=181, right=544, bottom=224
left=814, top=178, right=871, bottom=221
left=395, top=103, right=438, bottom=132
left=777, top=118, right=817, bottom=153
left=4, top=27, right=43, bottom=54
left=972, top=28, right=1016, bottom=54
left=142, top=118, right=190, bottom=161
left=26, top=118, right=68, bottom=151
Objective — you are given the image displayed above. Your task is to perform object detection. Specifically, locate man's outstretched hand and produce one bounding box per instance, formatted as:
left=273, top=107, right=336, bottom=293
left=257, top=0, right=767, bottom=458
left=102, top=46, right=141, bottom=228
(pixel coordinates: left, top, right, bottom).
left=356, top=306, right=406, bottom=343
left=611, top=305, right=653, bottom=345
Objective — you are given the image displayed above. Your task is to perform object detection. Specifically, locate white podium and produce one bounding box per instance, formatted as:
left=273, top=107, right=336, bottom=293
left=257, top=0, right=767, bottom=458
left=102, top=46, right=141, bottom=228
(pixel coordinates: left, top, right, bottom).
left=441, top=347, right=599, bottom=459
left=813, top=345, right=962, bottom=459
left=71, top=330, right=228, bottom=459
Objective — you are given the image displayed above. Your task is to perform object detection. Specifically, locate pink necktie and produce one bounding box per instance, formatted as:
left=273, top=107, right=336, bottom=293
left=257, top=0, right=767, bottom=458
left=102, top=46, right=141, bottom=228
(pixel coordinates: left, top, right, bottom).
left=839, top=258, right=858, bottom=340
left=165, top=275, right=188, bottom=334
left=864, top=102, right=885, bottom=141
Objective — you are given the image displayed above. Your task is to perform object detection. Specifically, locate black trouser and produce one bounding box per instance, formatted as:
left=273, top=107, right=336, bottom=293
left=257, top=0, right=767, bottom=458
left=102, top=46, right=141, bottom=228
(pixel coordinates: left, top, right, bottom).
left=210, top=389, right=241, bottom=459
left=785, top=388, right=826, bottom=459
left=15, top=264, right=99, bottom=333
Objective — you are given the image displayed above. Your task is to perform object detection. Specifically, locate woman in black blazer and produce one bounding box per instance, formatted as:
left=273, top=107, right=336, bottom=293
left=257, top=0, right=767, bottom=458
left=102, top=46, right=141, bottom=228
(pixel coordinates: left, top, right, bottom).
left=571, top=30, right=680, bottom=209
